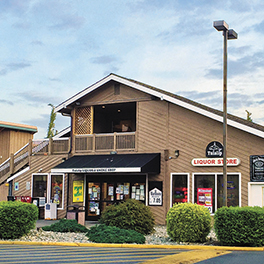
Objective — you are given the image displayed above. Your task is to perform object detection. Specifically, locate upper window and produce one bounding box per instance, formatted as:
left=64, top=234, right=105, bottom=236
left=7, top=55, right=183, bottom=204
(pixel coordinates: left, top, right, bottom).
left=93, top=102, right=136, bottom=133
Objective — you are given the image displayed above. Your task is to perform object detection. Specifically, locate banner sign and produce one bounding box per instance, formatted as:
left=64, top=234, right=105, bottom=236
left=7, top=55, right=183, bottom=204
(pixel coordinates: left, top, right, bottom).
left=197, top=188, right=213, bottom=213
left=73, top=180, right=84, bottom=202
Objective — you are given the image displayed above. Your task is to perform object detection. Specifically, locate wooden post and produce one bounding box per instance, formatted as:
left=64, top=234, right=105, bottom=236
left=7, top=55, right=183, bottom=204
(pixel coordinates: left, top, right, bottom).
left=93, top=134, right=96, bottom=152
left=28, top=139, right=33, bottom=156
left=48, top=138, right=53, bottom=155
left=10, top=153, right=14, bottom=174
left=113, top=132, right=117, bottom=151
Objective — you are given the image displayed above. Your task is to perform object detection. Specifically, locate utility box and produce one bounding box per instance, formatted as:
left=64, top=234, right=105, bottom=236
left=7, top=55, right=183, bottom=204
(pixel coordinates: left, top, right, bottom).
left=44, top=203, right=57, bottom=220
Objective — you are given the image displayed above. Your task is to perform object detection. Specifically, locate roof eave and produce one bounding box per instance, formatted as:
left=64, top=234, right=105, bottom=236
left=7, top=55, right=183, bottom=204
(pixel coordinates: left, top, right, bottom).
left=54, top=74, right=264, bottom=139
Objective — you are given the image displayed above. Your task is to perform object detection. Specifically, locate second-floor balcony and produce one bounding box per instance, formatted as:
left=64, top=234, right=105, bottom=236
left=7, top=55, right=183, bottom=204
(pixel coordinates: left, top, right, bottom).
left=74, top=132, right=136, bottom=153
left=0, top=131, right=136, bottom=182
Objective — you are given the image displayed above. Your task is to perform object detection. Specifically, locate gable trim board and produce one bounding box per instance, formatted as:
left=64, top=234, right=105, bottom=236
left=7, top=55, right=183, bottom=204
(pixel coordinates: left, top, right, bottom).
left=55, top=74, right=264, bottom=139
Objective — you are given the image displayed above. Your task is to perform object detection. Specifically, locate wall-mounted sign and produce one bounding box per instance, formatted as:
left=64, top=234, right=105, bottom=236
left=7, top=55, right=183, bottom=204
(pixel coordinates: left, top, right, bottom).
left=73, top=180, right=84, bottom=202
left=206, top=141, right=223, bottom=158
left=250, top=155, right=264, bottom=182
left=149, top=188, right=162, bottom=206
left=197, top=188, right=213, bottom=213
left=192, top=158, right=240, bottom=167
left=14, top=182, right=19, bottom=191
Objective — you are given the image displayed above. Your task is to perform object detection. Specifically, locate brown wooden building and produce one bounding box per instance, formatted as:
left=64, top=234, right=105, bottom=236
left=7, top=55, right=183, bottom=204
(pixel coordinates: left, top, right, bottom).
left=2, top=74, right=264, bottom=224
left=0, top=121, right=37, bottom=201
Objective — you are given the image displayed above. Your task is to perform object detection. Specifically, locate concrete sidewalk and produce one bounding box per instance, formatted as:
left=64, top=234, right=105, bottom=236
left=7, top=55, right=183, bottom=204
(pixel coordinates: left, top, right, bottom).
left=36, top=219, right=98, bottom=228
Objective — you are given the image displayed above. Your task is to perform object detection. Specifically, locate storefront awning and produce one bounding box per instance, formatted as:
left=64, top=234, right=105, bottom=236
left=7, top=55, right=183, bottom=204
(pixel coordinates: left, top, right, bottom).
left=51, top=153, right=160, bottom=174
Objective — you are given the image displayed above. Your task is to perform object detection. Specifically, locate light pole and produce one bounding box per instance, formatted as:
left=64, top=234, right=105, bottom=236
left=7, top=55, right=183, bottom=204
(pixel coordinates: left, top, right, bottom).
left=213, top=20, right=238, bottom=207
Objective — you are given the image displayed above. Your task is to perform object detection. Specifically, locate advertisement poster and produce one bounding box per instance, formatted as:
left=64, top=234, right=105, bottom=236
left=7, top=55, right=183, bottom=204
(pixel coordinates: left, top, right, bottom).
left=197, top=188, right=212, bottom=213
left=73, top=180, right=84, bottom=202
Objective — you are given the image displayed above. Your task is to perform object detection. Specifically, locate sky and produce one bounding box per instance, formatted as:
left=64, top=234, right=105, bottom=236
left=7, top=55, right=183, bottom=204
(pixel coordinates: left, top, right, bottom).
left=1, top=0, right=264, bottom=138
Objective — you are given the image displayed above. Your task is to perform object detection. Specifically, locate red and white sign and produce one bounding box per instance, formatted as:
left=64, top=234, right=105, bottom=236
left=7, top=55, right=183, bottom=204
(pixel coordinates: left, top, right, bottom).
left=191, top=158, right=240, bottom=167
left=197, top=188, right=213, bottom=213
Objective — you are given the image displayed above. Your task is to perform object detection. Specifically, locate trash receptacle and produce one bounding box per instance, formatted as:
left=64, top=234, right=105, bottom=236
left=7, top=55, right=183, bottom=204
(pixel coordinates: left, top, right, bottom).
left=66, top=205, right=79, bottom=221
left=77, top=206, right=85, bottom=226
left=67, top=205, right=86, bottom=226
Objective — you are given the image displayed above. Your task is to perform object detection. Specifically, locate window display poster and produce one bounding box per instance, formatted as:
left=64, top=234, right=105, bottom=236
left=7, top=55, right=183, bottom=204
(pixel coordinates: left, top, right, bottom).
left=108, top=185, right=114, bottom=196
left=73, top=180, right=84, bottom=202
left=197, top=188, right=212, bottom=213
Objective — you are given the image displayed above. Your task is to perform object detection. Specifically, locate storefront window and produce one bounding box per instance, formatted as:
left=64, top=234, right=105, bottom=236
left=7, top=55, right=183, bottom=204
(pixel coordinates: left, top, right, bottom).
left=88, top=182, right=100, bottom=217
left=32, top=174, right=47, bottom=198
left=172, top=174, right=188, bottom=205
left=131, top=183, right=145, bottom=201
left=194, top=174, right=215, bottom=213
left=217, top=174, right=239, bottom=208
left=116, top=183, right=130, bottom=201
left=50, top=174, right=64, bottom=209
left=193, top=173, right=240, bottom=214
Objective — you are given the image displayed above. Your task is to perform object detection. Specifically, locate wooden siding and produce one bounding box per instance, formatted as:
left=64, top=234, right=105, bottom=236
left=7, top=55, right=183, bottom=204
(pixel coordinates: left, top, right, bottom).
left=135, top=99, right=264, bottom=224
left=11, top=154, right=68, bottom=219
left=0, top=183, right=8, bottom=201
left=0, top=130, right=33, bottom=162
left=77, top=83, right=153, bottom=106
left=0, top=130, right=10, bottom=162
left=137, top=100, right=169, bottom=225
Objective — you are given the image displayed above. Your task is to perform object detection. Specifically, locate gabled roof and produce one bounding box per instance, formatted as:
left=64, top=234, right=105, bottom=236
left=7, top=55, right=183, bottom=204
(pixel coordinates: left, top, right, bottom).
left=55, top=73, right=264, bottom=138
left=0, top=121, right=37, bottom=134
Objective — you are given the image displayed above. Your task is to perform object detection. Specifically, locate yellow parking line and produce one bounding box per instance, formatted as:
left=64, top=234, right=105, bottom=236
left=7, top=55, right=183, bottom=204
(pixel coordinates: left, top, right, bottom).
left=140, top=250, right=231, bottom=264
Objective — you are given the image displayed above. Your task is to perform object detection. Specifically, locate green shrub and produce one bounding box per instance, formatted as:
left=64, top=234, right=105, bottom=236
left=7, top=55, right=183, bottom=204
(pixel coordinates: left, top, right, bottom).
left=87, top=224, right=145, bottom=244
left=42, top=219, right=88, bottom=233
left=0, top=201, right=38, bottom=239
left=214, top=206, right=264, bottom=247
left=99, top=199, right=155, bottom=235
left=166, top=203, right=211, bottom=243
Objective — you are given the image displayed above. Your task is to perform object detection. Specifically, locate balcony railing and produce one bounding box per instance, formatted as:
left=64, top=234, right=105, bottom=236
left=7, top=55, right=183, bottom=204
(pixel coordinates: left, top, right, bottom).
left=75, top=132, right=136, bottom=153
left=0, top=138, right=70, bottom=182
left=0, top=132, right=135, bottom=182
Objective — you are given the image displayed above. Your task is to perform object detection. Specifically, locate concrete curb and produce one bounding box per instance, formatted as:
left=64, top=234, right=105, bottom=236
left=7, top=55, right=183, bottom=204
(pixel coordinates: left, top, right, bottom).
left=0, top=240, right=263, bottom=251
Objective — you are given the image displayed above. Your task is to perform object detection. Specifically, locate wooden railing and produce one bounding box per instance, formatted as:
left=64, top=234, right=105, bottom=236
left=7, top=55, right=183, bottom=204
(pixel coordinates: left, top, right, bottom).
left=75, top=132, right=136, bottom=153
left=0, top=138, right=70, bottom=183
left=0, top=132, right=135, bottom=182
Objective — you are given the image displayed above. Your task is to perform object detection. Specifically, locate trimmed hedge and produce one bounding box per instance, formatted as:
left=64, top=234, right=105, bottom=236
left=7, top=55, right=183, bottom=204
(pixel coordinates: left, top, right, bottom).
left=42, top=219, right=88, bottom=233
left=214, top=206, right=264, bottom=247
left=99, top=199, right=155, bottom=235
left=0, top=201, right=38, bottom=239
left=87, top=224, right=145, bottom=244
left=166, top=203, right=211, bottom=243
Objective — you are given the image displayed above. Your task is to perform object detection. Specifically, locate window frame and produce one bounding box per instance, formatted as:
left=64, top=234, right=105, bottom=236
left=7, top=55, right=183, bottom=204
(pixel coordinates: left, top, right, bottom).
left=31, top=173, right=65, bottom=210
left=170, top=173, right=190, bottom=208
left=192, top=172, right=241, bottom=214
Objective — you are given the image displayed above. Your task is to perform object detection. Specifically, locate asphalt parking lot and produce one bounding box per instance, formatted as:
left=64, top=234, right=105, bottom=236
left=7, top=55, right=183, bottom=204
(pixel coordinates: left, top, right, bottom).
left=0, top=244, right=187, bottom=264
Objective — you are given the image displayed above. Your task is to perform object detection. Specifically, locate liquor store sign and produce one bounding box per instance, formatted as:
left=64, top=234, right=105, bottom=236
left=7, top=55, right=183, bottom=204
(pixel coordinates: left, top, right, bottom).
left=192, top=141, right=240, bottom=167
left=192, top=157, right=240, bottom=167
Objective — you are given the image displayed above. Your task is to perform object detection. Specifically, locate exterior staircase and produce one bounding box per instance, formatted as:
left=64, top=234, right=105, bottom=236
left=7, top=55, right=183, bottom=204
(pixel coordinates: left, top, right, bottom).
left=0, top=138, right=70, bottom=184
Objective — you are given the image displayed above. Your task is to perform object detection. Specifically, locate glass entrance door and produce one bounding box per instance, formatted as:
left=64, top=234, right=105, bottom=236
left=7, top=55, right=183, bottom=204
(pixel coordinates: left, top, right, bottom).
left=86, top=176, right=146, bottom=220
left=87, top=182, right=100, bottom=220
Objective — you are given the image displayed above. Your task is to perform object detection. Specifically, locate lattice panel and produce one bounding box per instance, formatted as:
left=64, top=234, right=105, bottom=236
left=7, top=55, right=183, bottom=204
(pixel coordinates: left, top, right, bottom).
left=74, top=106, right=93, bottom=135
